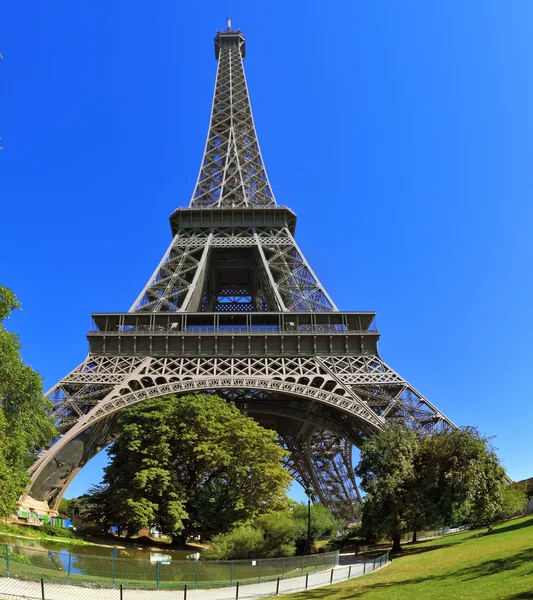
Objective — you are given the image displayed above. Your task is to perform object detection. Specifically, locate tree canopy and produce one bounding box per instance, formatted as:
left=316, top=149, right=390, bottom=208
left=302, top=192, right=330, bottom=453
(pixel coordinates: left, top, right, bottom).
left=355, top=425, right=508, bottom=550
left=97, top=394, right=292, bottom=541
left=0, top=286, right=56, bottom=517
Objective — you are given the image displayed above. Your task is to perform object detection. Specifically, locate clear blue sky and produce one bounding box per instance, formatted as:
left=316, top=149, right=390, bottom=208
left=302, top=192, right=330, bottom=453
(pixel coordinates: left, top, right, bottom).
left=1, top=1, right=532, bottom=501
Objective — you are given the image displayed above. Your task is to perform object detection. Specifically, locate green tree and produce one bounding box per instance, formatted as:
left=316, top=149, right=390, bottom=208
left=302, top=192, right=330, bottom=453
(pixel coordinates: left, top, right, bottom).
left=355, top=426, right=419, bottom=551
left=495, top=484, right=528, bottom=520
left=101, top=394, right=291, bottom=541
left=58, top=497, right=80, bottom=519
left=290, top=502, right=343, bottom=553
left=0, top=286, right=56, bottom=517
left=75, top=485, right=117, bottom=534
left=355, top=425, right=508, bottom=551
left=415, top=427, right=507, bottom=528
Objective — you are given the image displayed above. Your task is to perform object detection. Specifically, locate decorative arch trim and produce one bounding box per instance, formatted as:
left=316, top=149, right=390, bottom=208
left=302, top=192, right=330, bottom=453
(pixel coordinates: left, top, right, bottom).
left=29, top=376, right=383, bottom=492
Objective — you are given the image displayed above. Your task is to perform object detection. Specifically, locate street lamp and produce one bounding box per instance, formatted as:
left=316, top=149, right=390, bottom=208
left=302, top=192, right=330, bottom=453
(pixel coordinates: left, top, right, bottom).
left=304, top=488, right=312, bottom=555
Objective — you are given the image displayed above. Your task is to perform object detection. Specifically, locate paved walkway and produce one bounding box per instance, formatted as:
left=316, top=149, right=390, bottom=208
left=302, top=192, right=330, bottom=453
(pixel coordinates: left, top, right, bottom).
left=0, top=555, right=388, bottom=600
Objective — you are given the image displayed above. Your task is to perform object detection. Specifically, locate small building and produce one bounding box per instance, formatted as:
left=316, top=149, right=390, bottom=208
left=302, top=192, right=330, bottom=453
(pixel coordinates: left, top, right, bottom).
left=11, top=495, right=72, bottom=529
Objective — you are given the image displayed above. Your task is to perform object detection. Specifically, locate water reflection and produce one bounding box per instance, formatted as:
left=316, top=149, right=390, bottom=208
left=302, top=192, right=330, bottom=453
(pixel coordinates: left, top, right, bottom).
left=0, top=532, right=197, bottom=581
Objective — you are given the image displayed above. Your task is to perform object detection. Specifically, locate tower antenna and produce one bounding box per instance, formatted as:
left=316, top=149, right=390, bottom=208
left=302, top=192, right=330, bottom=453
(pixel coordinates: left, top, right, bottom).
left=227, top=17, right=232, bottom=31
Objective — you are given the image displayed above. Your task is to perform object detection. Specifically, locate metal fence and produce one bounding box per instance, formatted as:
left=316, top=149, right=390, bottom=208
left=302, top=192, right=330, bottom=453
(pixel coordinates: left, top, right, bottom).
left=400, top=524, right=471, bottom=543
left=331, top=523, right=471, bottom=555
left=0, top=551, right=389, bottom=599
left=0, top=543, right=339, bottom=592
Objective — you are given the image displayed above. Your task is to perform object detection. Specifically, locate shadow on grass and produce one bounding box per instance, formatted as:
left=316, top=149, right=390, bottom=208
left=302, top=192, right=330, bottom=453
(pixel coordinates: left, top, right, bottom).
left=465, top=517, right=533, bottom=542
left=356, top=547, right=533, bottom=599
left=294, top=542, right=533, bottom=599
left=288, top=520, right=533, bottom=599
left=391, top=541, right=458, bottom=559
left=491, top=517, right=533, bottom=536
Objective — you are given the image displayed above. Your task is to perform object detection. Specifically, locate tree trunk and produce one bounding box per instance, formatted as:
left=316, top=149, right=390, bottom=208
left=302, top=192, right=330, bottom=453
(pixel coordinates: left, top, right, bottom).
left=412, top=531, right=417, bottom=543
left=392, top=532, right=402, bottom=552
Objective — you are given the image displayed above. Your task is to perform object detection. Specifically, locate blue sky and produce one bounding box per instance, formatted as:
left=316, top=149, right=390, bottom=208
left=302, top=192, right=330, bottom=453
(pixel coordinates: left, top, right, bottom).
left=1, top=1, right=533, bottom=501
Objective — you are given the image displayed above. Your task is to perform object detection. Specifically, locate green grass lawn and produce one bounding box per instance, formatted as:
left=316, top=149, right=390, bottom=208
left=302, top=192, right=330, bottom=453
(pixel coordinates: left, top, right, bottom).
left=275, top=515, right=533, bottom=600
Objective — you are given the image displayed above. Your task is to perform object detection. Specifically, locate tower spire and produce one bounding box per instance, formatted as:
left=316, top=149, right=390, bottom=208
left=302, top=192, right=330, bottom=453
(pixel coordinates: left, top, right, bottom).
left=191, top=26, right=275, bottom=208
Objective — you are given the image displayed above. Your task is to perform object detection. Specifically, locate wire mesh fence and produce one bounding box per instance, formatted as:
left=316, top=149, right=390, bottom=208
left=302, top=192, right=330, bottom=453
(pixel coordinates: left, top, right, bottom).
left=0, top=549, right=389, bottom=599
left=0, top=544, right=338, bottom=589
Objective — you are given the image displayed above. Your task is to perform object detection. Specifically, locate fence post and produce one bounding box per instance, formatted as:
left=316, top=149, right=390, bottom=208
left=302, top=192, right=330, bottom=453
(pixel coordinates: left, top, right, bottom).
left=235, top=581, right=239, bottom=599
left=276, top=576, right=280, bottom=595
left=120, top=583, right=123, bottom=600
left=111, top=555, right=116, bottom=588
left=330, top=568, right=334, bottom=584
left=363, top=561, right=366, bottom=575
left=156, top=560, right=160, bottom=589
left=195, top=558, right=199, bottom=589
left=258, top=559, right=261, bottom=583
left=184, top=584, right=187, bottom=600
left=348, top=565, right=352, bottom=579
left=40, top=577, right=45, bottom=600
left=67, top=553, right=72, bottom=584
left=230, top=560, right=233, bottom=586
left=4, top=544, right=10, bottom=578
left=305, top=573, right=309, bottom=590
left=282, top=557, right=286, bottom=580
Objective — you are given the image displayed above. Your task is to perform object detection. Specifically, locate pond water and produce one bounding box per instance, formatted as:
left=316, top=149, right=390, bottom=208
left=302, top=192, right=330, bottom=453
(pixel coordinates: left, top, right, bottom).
left=0, top=532, right=196, bottom=561
left=0, top=532, right=336, bottom=587
left=0, top=532, right=202, bottom=584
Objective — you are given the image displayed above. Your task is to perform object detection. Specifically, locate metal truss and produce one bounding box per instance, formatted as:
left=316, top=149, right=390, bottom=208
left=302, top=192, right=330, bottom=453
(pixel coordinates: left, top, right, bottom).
left=26, top=24, right=458, bottom=516
left=281, top=430, right=362, bottom=519
left=190, top=28, right=275, bottom=208
left=30, top=352, right=454, bottom=508
left=131, top=227, right=336, bottom=313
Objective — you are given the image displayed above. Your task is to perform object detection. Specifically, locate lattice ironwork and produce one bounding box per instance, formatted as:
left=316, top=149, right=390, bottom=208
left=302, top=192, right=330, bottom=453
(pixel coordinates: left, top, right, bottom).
left=25, top=23, right=457, bottom=516
left=132, top=226, right=336, bottom=313
left=190, top=29, right=275, bottom=209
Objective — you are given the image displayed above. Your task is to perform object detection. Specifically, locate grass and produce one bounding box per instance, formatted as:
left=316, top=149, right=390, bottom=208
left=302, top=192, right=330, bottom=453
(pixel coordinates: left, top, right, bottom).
left=273, top=515, right=533, bottom=600
left=0, top=522, right=89, bottom=546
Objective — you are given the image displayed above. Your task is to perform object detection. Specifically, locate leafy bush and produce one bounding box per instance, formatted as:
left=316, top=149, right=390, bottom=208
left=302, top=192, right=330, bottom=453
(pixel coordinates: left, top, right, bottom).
left=203, top=525, right=265, bottom=559
left=0, top=523, right=41, bottom=538
left=7, top=548, right=31, bottom=564
left=255, top=511, right=297, bottom=557
left=204, top=504, right=342, bottom=559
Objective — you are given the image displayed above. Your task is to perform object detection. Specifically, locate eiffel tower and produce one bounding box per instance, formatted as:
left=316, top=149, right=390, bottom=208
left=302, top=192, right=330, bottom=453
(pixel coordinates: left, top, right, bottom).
left=27, top=21, right=455, bottom=517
